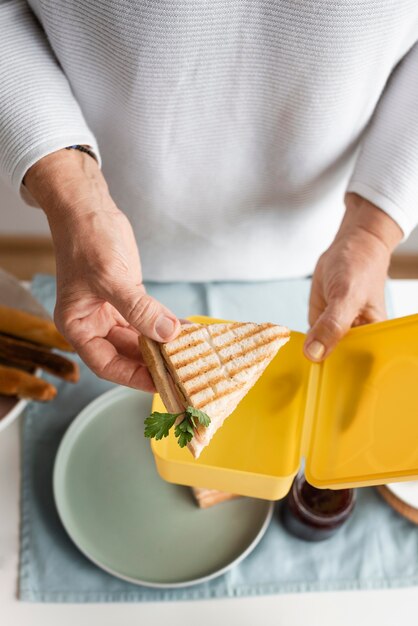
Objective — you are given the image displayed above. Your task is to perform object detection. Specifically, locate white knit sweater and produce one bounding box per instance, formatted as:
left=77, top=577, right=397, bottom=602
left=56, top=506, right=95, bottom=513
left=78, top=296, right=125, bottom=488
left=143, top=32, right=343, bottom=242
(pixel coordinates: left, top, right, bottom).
left=1, top=1, right=418, bottom=281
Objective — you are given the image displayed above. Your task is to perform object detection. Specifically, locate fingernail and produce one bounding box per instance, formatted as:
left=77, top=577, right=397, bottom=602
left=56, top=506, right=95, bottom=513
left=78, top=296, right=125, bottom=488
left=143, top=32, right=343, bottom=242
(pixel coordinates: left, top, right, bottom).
left=155, top=316, right=176, bottom=340
left=306, top=340, right=325, bottom=361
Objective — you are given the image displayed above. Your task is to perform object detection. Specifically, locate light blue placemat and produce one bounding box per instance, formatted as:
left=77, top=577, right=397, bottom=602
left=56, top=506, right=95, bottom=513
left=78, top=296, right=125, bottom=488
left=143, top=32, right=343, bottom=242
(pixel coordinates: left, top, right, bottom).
left=19, top=275, right=418, bottom=602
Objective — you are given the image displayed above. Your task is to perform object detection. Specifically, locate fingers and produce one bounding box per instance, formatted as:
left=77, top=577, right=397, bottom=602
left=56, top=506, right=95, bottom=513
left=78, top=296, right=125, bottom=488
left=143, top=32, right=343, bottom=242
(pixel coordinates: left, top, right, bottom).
left=106, top=284, right=180, bottom=342
left=304, top=296, right=387, bottom=362
left=76, top=334, right=156, bottom=391
left=106, top=326, right=146, bottom=362
left=304, top=298, right=359, bottom=362
left=352, top=303, right=387, bottom=327
left=308, top=271, right=326, bottom=328
left=55, top=303, right=156, bottom=391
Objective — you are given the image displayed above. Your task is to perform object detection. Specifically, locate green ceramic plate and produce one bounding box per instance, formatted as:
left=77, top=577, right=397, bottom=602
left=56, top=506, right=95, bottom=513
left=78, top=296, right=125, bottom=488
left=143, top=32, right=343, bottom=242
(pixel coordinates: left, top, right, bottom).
left=53, top=387, right=273, bottom=587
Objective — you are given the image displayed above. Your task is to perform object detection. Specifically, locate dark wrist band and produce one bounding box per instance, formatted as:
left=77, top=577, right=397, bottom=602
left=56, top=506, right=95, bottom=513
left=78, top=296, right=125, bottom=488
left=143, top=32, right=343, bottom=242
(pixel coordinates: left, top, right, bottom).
left=65, top=144, right=97, bottom=162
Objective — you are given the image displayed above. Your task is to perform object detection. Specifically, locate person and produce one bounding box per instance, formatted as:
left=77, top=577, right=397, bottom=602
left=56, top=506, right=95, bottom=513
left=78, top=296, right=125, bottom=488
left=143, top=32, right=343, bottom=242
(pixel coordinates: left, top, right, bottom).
left=1, top=2, right=416, bottom=392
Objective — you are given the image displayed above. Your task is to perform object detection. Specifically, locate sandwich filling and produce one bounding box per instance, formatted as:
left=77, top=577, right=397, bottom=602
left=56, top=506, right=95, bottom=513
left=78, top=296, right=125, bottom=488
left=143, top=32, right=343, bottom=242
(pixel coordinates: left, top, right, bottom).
left=159, top=349, right=206, bottom=444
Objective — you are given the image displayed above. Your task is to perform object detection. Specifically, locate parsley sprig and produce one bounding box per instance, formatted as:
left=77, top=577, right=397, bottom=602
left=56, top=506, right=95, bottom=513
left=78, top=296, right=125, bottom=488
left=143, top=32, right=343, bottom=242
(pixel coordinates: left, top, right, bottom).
left=144, top=406, right=211, bottom=448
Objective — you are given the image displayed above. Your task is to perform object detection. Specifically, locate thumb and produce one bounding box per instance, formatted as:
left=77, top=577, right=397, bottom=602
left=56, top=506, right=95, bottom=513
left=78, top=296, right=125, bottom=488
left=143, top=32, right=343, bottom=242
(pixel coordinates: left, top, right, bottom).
left=107, top=283, right=180, bottom=342
left=304, top=298, right=358, bottom=362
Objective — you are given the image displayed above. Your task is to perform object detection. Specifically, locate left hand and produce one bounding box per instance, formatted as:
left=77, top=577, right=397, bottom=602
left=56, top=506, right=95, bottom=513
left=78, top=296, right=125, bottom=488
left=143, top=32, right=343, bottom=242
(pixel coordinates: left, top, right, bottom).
left=304, top=193, right=403, bottom=362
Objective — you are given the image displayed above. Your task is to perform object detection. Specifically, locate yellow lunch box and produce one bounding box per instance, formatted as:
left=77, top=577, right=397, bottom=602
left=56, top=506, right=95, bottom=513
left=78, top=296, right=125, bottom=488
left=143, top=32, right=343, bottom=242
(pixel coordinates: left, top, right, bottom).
left=150, top=314, right=418, bottom=500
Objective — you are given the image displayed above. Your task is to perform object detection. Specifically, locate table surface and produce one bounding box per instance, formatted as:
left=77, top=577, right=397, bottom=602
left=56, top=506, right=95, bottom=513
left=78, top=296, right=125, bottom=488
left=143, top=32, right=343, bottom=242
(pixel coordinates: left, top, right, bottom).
left=1, top=279, right=418, bottom=626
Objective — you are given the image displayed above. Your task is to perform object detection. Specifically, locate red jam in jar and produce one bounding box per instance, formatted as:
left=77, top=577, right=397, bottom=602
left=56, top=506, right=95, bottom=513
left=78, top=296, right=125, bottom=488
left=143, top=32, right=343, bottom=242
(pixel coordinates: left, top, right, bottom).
left=280, top=474, right=356, bottom=541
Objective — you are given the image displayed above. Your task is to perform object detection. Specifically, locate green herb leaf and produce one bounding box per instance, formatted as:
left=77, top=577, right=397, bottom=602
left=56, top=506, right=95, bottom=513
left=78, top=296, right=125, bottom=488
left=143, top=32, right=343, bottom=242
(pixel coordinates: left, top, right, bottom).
left=144, top=411, right=182, bottom=440
left=175, top=423, right=194, bottom=448
left=186, top=406, right=211, bottom=427
left=144, top=406, right=211, bottom=449
left=188, top=413, right=197, bottom=429
left=176, top=419, right=194, bottom=434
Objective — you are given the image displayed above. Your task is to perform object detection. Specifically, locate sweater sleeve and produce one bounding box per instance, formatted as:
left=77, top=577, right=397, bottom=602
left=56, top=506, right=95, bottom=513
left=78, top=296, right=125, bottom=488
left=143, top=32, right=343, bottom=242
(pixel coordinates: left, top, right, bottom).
left=347, top=41, right=418, bottom=238
left=0, top=0, right=100, bottom=195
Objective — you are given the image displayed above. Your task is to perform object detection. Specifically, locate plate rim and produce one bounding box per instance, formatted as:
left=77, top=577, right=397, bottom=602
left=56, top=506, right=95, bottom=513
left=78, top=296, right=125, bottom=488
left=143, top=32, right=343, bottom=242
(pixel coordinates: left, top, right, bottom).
left=0, top=365, right=42, bottom=434
left=386, top=481, right=418, bottom=509
left=53, top=386, right=274, bottom=588
left=0, top=396, right=28, bottom=433
left=0, top=269, right=50, bottom=434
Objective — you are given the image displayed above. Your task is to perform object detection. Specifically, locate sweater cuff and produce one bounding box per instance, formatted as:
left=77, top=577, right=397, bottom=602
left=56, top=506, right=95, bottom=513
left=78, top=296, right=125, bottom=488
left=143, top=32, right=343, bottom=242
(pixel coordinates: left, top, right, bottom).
left=346, top=180, right=414, bottom=241
left=12, top=133, right=101, bottom=206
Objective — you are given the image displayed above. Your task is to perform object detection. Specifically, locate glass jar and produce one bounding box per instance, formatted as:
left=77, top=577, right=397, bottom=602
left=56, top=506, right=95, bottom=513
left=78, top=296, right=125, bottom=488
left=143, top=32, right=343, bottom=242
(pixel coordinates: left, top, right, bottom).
left=280, top=474, right=356, bottom=541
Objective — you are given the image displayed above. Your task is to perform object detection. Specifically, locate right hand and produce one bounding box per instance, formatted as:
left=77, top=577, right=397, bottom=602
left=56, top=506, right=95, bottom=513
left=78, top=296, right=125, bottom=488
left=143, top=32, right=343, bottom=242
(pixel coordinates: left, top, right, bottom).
left=24, top=149, right=180, bottom=390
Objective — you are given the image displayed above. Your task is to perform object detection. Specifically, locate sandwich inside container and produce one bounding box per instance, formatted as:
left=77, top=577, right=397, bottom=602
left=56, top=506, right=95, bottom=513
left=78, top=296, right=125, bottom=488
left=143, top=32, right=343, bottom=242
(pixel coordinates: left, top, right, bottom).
left=150, top=314, right=418, bottom=500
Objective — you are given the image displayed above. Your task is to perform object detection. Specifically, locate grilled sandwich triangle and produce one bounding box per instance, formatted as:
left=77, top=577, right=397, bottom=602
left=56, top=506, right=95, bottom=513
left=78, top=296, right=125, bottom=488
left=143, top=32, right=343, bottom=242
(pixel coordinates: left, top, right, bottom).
left=140, top=321, right=290, bottom=458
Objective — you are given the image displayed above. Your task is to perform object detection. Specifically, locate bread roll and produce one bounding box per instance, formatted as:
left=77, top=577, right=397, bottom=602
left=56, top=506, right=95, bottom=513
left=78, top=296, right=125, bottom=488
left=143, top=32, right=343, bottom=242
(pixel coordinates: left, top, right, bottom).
left=0, top=364, right=57, bottom=402
left=0, top=305, right=73, bottom=352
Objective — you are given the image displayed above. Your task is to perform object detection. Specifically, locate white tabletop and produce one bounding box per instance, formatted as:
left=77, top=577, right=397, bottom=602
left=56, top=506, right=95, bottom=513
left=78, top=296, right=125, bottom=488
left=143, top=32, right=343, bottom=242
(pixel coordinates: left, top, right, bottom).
left=1, top=279, right=418, bottom=626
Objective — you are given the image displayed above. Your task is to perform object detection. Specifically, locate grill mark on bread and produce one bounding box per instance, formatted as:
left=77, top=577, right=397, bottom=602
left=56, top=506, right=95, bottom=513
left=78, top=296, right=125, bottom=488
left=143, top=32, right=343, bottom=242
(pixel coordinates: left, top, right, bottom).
left=171, top=348, right=213, bottom=369
left=180, top=360, right=219, bottom=383
left=228, top=354, right=274, bottom=377
left=212, top=324, right=276, bottom=350
left=179, top=334, right=274, bottom=387
left=165, top=337, right=205, bottom=356
left=190, top=350, right=268, bottom=404
left=194, top=384, right=245, bottom=410
left=163, top=325, right=286, bottom=393
left=164, top=323, right=287, bottom=360
left=178, top=324, right=201, bottom=336
left=210, top=322, right=247, bottom=337
left=219, top=335, right=281, bottom=364
left=187, top=374, right=226, bottom=395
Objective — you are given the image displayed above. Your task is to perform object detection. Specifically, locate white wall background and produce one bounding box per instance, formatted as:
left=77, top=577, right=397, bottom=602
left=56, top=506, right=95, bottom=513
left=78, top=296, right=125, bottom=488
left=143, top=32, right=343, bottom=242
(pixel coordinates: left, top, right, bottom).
left=0, top=179, right=49, bottom=235
left=1, top=177, right=417, bottom=251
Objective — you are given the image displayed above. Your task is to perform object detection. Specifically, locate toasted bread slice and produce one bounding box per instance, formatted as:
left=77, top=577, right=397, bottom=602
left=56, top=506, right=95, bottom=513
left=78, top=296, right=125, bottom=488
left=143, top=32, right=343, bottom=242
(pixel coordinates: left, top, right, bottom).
left=191, top=487, right=239, bottom=508
left=0, top=305, right=73, bottom=351
left=140, top=321, right=290, bottom=458
left=139, top=331, right=186, bottom=414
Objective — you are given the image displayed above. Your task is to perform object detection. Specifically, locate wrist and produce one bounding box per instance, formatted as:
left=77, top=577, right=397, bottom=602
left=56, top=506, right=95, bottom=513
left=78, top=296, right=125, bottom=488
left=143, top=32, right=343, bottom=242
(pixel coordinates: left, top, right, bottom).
left=24, top=148, right=111, bottom=222
left=339, top=193, right=403, bottom=255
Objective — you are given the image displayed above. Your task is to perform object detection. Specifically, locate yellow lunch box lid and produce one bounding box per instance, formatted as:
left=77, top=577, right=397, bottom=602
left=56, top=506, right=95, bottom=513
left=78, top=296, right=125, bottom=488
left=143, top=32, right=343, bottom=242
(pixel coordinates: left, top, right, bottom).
left=150, top=314, right=418, bottom=500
